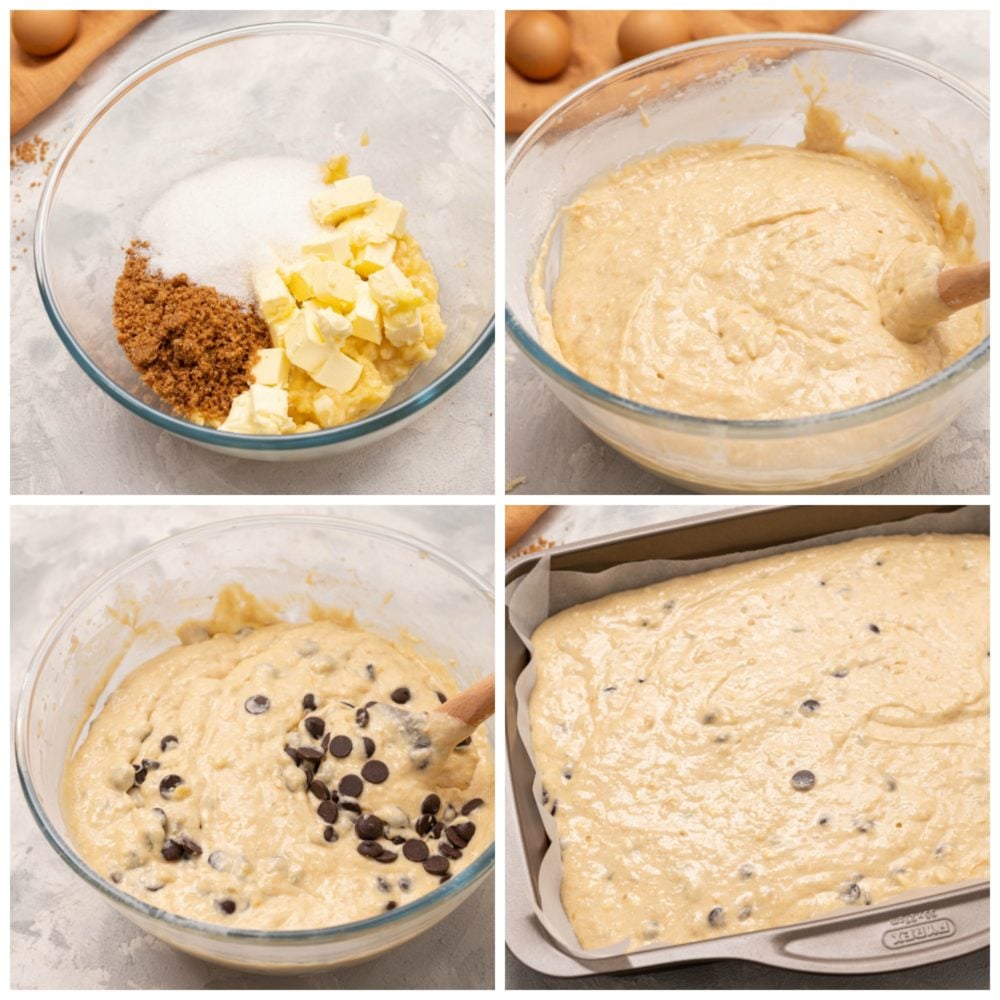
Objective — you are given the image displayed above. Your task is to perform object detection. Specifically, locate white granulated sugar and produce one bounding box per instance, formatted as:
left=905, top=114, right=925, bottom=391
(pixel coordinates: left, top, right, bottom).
left=139, top=156, right=330, bottom=300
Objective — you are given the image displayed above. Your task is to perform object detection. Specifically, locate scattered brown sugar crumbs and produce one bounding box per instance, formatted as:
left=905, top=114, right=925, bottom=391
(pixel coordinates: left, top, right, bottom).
left=10, top=134, right=51, bottom=169
left=113, top=242, right=271, bottom=423
left=514, top=537, right=557, bottom=557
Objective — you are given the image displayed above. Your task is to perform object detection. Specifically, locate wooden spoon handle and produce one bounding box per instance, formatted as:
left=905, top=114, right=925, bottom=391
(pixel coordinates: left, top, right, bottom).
left=435, top=675, right=495, bottom=730
left=938, top=261, right=990, bottom=312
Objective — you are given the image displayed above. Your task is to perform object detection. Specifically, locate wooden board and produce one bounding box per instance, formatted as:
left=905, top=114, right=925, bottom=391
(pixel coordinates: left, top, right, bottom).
left=505, top=10, right=858, bottom=134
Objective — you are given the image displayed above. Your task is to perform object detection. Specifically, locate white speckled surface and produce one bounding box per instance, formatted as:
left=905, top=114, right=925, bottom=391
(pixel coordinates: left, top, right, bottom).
left=12, top=505, right=494, bottom=988
left=11, top=10, right=494, bottom=496
left=505, top=11, right=989, bottom=496
left=504, top=503, right=988, bottom=988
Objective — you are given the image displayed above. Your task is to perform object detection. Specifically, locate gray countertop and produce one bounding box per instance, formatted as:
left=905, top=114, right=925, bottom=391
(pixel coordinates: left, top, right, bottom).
left=11, top=10, right=494, bottom=496
left=505, top=10, right=989, bottom=496
left=504, top=504, right=988, bottom=989
left=11, top=505, right=495, bottom=988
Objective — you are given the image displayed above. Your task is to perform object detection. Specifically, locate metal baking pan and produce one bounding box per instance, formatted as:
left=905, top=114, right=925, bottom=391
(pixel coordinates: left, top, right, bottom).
left=505, top=504, right=989, bottom=977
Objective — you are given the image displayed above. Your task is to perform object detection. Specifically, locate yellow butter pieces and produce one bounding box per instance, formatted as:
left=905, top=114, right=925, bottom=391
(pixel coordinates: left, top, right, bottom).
left=252, top=268, right=296, bottom=325
left=310, top=175, right=377, bottom=225
left=220, top=384, right=296, bottom=435
left=252, top=347, right=290, bottom=388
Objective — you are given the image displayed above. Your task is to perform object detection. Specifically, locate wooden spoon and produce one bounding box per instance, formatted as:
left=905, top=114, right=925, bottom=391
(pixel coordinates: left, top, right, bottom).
left=880, top=248, right=989, bottom=344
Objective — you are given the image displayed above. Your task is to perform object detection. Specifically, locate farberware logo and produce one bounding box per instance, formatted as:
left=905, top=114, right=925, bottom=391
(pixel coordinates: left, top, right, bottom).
left=882, top=910, right=956, bottom=950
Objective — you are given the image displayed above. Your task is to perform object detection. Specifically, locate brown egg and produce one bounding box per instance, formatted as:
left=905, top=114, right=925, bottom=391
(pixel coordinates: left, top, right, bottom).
left=12, top=10, right=80, bottom=57
left=617, top=11, right=692, bottom=63
left=506, top=11, right=571, bottom=82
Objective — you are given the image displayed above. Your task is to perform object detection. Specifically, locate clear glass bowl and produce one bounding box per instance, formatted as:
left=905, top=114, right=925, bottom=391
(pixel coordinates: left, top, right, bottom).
left=506, top=33, right=989, bottom=493
left=35, top=22, right=494, bottom=461
left=15, top=515, right=494, bottom=972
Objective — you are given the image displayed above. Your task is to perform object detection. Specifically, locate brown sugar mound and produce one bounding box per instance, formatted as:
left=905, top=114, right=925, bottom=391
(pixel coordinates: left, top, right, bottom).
left=113, top=242, right=270, bottom=423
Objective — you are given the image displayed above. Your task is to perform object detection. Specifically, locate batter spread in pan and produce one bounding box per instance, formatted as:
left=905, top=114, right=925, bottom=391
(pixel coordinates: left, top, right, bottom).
left=529, top=534, right=988, bottom=949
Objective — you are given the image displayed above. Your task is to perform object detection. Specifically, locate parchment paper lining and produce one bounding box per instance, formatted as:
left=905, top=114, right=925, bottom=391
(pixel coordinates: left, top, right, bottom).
left=508, top=507, right=988, bottom=960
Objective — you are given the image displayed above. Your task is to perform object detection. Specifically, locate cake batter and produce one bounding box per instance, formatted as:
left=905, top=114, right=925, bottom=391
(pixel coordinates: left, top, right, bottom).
left=63, top=618, right=493, bottom=930
left=537, top=121, right=982, bottom=419
left=528, top=534, right=988, bottom=950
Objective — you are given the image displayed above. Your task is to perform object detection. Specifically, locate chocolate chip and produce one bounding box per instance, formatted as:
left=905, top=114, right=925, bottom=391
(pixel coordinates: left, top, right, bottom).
left=375, top=850, right=398, bottom=864
left=159, top=774, right=184, bottom=799
left=935, top=844, right=949, bottom=858
left=421, top=794, right=441, bottom=815
left=854, top=818, right=874, bottom=833
left=160, top=735, right=178, bottom=752
left=791, top=769, right=815, bottom=791
left=323, top=825, right=338, bottom=842
left=132, top=766, right=147, bottom=786
left=356, top=814, right=384, bottom=840
left=143, top=881, right=164, bottom=892
left=738, top=906, right=752, bottom=921
left=304, top=716, right=325, bottom=739
left=385, top=901, right=397, bottom=911
left=298, top=746, right=324, bottom=764
left=818, top=814, right=831, bottom=826
left=310, top=780, right=331, bottom=801
left=110, top=871, right=123, bottom=884
left=423, top=855, right=449, bottom=875
left=431, top=821, right=444, bottom=838
left=244, top=694, right=270, bottom=714
left=340, top=800, right=361, bottom=814
left=151, top=807, right=167, bottom=830
left=366, top=663, right=376, bottom=680
left=361, top=760, right=389, bottom=784
left=439, top=874, right=452, bottom=884
left=868, top=623, right=881, bottom=634
left=302, top=693, right=317, bottom=711
left=461, top=798, right=484, bottom=815
left=454, top=821, right=476, bottom=842
left=435, top=691, right=447, bottom=704
left=455, top=737, right=472, bottom=748
left=340, top=701, right=355, bottom=709
left=738, top=863, right=754, bottom=879
left=439, top=842, right=462, bottom=860
left=174, top=833, right=202, bottom=857
left=339, top=774, right=363, bottom=798
left=357, top=841, right=382, bottom=858
left=208, top=851, right=227, bottom=870
left=399, top=876, right=411, bottom=891
left=708, top=906, right=725, bottom=928
left=603, top=686, right=617, bottom=692
left=702, top=712, right=716, bottom=725
left=355, top=707, right=369, bottom=729
left=141, top=758, right=161, bottom=771
left=390, top=687, right=411, bottom=704
left=362, top=737, right=376, bottom=758
left=403, top=839, right=430, bottom=862
left=376, top=876, right=391, bottom=892
left=391, top=835, right=406, bottom=845
left=284, top=746, right=302, bottom=765
left=799, top=699, right=820, bottom=715
left=445, top=826, right=469, bottom=849
left=885, top=776, right=897, bottom=792
left=415, top=814, right=434, bottom=837
left=329, top=735, right=353, bottom=758
left=217, top=899, right=236, bottom=915
left=365, top=700, right=377, bottom=709
left=842, top=883, right=861, bottom=903
left=317, top=800, right=339, bottom=824
left=161, top=840, right=184, bottom=862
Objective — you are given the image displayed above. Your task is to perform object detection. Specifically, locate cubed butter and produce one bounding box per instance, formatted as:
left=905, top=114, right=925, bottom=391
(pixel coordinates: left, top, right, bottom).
left=348, top=282, right=382, bottom=344
left=383, top=309, right=424, bottom=347
left=279, top=258, right=322, bottom=303
left=314, top=306, right=352, bottom=346
left=312, top=350, right=363, bottom=393
left=252, top=268, right=296, bottom=325
left=252, top=347, right=290, bottom=387
left=353, top=238, right=397, bottom=278
left=367, top=197, right=408, bottom=238
left=310, top=260, right=358, bottom=311
left=310, top=175, right=377, bottom=225
left=367, top=262, right=424, bottom=314
left=287, top=336, right=333, bottom=376
left=301, top=233, right=352, bottom=265
left=268, top=308, right=303, bottom=349
left=283, top=309, right=321, bottom=358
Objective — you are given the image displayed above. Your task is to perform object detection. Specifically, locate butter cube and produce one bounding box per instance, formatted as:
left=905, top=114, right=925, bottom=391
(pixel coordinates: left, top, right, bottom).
left=287, top=338, right=332, bottom=375
left=252, top=269, right=296, bottom=325
left=280, top=258, right=322, bottom=302
left=301, top=233, right=352, bottom=265
left=300, top=301, right=327, bottom=344
left=310, top=176, right=377, bottom=225
left=312, top=350, right=363, bottom=393
left=348, top=282, right=382, bottom=344
left=314, top=306, right=352, bottom=346
left=354, top=238, right=397, bottom=277
left=220, top=385, right=295, bottom=435
left=310, top=261, right=359, bottom=311
left=268, top=308, right=302, bottom=348
left=220, top=392, right=254, bottom=433
left=252, top=348, right=290, bottom=387
left=367, top=262, right=424, bottom=314
left=383, top=308, right=424, bottom=347
left=283, top=309, right=321, bottom=357
left=367, top=197, right=408, bottom=237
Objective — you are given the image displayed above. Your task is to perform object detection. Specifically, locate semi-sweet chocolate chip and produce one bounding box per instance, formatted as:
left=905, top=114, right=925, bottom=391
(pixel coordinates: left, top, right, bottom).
left=403, top=839, right=429, bottom=862
left=329, top=735, right=353, bottom=758
left=244, top=694, right=271, bottom=714
left=302, top=693, right=317, bottom=711
left=390, top=687, right=411, bottom=704
left=159, top=774, right=184, bottom=799
left=799, top=699, right=820, bottom=715
left=423, top=855, right=449, bottom=875
left=160, top=735, right=179, bottom=752
left=304, top=716, right=326, bottom=739
left=791, top=769, right=815, bottom=791
left=339, top=774, right=363, bottom=798
left=461, top=798, right=484, bottom=815
left=310, top=780, right=331, bottom=801
left=707, top=906, right=725, bottom=928
left=361, top=760, right=389, bottom=784
left=356, top=814, right=384, bottom=841
left=317, top=800, right=339, bottom=824
left=217, top=898, right=236, bottom=915
left=362, top=737, right=376, bottom=758
left=421, top=793, right=441, bottom=815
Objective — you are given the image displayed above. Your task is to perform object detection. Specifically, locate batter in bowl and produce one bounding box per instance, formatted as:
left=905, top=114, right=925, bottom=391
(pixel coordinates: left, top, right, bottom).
left=529, top=534, right=988, bottom=950
left=536, top=112, right=982, bottom=419
left=63, top=616, right=493, bottom=929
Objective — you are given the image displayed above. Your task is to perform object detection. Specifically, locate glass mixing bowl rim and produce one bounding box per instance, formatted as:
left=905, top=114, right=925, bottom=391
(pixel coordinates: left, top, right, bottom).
left=34, top=20, right=495, bottom=451
left=15, top=513, right=495, bottom=943
left=505, top=31, right=990, bottom=437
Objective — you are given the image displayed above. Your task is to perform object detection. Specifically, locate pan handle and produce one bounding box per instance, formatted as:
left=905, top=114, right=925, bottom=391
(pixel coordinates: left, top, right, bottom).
left=733, top=882, right=989, bottom=975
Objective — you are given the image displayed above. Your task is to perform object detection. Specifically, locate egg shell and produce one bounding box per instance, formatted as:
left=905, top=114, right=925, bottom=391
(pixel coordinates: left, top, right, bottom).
left=12, top=9, right=80, bottom=57
left=506, top=11, right=572, bottom=82
left=617, top=11, right=691, bottom=63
